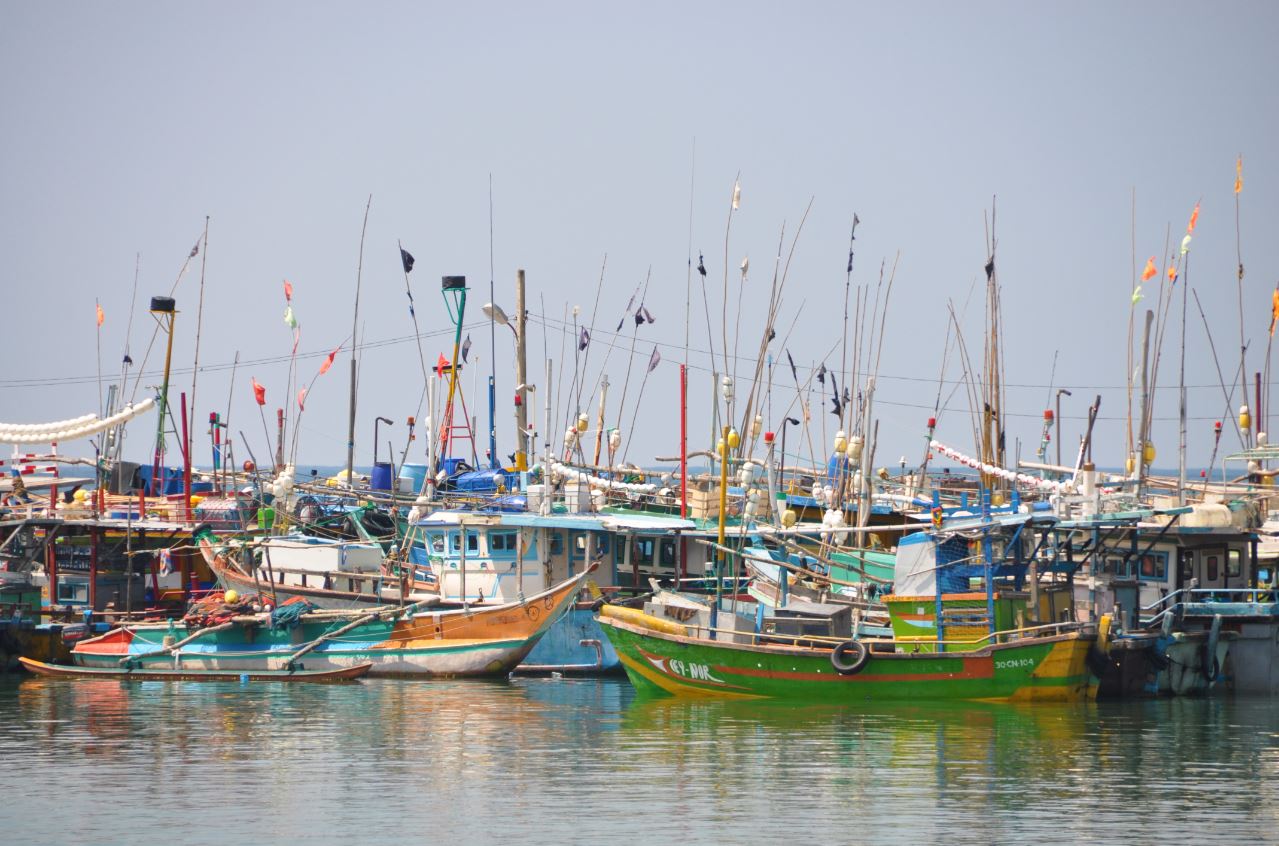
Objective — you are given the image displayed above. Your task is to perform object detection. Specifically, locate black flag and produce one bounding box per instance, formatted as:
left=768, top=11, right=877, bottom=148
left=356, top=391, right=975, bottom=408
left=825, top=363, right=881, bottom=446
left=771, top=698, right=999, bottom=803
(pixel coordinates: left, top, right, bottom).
left=697, top=253, right=706, bottom=278
left=189, top=240, right=199, bottom=259
left=401, top=248, right=415, bottom=274
left=642, top=306, right=654, bottom=324
left=785, top=349, right=798, bottom=383
left=579, top=328, right=590, bottom=351
left=461, top=334, right=472, bottom=362
left=816, top=363, right=827, bottom=385
left=984, top=255, right=995, bottom=280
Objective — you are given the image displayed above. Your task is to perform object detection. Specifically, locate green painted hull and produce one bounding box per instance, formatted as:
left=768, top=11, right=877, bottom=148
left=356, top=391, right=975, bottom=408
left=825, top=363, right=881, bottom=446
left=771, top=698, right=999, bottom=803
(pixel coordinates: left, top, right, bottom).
left=600, top=617, right=1093, bottom=702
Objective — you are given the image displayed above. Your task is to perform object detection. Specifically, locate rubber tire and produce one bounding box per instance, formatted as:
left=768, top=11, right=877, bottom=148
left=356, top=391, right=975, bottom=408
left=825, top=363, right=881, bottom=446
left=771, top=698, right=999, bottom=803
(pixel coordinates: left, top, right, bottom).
left=830, top=640, right=869, bottom=675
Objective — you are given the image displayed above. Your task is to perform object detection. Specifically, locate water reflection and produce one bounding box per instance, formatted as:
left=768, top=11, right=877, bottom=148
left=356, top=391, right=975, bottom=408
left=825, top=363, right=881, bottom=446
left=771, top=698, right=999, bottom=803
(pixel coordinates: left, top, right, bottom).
left=2, top=676, right=1278, bottom=844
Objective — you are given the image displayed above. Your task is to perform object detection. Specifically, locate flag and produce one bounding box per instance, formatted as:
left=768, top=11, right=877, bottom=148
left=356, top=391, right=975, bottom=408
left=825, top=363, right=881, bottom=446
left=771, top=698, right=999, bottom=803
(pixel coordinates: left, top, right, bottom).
left=400, top=248, right=415, bottom=274
left=436, top=353, right=449, bottom=376
left=642, top=306, right=654, bottom=324
left=647, top=346, right=661, bottom=372
left=1180, top=234, right=1192, bottom=256
left=1167, top=265, right=1177, bottom=284
left=123, top=354, right=133, bottom=365
left=1132, top=285, right=1144, bottom=305
left=579, top=328, right=590, bottom=351
left=284, top=305, right=298, bottom=329
left=739, top=256, right=749, bottom=278
left=189, top=240, right=199, bottom=259
left=1270, top=286, right=1279, bottom=337
left=461, top=334, right=472, bottom=362
left=732, top=180, right=741, bottom=210
left=984, top=256, right=995, bottom=280
left=251, top=378, right=266, bottom=406
left=697, top=253, right=706, bottom=277
left=785, top=350, right=797, bottom=383
left=1186, top=202, right=1200, bottom=235
left=1235, top=155, right=1243, bottom=194
left=283, top=280, right=293, bottom=301
left=633, top=310, right=644, bottom=327
left=851, top=213, right=861, bottom=238
left=1141, top=257, right=1157, bottom=281
left=95, top=303, right=104, bottom=327
left=297, top=388, right=307, bottom=410
left=318, top=346, right=338, bottom=375
left=847, top=250, right=854, bottom=274
left=817, top=363, right=826, bottom=385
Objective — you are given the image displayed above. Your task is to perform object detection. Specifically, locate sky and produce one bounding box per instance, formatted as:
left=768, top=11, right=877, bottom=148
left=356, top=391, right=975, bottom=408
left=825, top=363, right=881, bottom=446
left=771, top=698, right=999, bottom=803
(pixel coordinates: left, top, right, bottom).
left=2, top=1, right=1278, bottom=476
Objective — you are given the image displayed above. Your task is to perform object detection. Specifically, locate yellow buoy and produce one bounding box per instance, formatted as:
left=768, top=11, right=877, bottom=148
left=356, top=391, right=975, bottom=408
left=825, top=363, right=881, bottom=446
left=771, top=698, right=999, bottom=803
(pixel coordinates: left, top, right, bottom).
left=224, top=589, right=239, bottom=604
left=1142, top=441, right=1156, bottom=465
left=1240, top=405, right=1252, bottom=432
left=1125, top=454, right=1136, bottom=475
left=781, top=508, right=798, bottom=528
left=727, top=429, right=741, bottom=449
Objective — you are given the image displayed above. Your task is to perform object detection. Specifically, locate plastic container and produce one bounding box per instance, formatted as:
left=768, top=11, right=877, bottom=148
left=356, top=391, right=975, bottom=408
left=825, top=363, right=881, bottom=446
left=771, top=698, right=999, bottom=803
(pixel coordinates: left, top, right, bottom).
left=398, top=463, right=428, bottom=494
left=370, top=462, right=394, bottom=491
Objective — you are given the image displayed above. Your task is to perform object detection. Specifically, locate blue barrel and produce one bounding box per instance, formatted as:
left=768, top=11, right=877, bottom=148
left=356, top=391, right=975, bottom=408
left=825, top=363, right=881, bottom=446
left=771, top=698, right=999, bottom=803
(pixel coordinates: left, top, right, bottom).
left=371, top=462, right=394, bottom=491
left=398, top=462, right=428, bottom=494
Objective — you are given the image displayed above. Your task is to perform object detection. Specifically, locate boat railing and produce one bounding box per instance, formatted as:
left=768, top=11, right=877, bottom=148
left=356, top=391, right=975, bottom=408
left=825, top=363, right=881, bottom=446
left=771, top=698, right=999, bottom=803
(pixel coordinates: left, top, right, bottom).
left=1139, top=587, right=1278, bottom=628
left=679, top=618, right=1086, bottom=650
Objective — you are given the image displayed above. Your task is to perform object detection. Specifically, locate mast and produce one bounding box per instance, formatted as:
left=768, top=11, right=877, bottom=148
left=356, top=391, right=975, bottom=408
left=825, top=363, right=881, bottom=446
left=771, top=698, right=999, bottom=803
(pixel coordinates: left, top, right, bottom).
left=514, top=269, right=529, bottom=470
left=345, top=195, right=372, bottom=485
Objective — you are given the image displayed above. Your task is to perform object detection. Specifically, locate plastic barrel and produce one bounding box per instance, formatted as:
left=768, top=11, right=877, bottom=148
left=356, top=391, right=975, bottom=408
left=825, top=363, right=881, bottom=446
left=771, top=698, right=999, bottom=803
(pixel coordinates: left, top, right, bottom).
left=371, top=462, right=394, bottom=491
left=257, top=507, right=275, bottom=530
left=398, top=462, right=428, bottom=494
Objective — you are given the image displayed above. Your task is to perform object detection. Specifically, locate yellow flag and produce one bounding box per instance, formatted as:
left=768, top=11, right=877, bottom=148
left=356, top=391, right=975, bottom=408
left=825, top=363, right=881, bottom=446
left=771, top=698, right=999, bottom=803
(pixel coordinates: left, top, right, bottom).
left=1235, top=155, right=1243, bottom=194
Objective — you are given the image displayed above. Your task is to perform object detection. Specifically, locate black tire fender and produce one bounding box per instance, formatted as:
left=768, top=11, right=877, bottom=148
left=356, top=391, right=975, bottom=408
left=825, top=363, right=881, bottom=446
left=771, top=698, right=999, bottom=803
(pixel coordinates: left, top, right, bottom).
left=830, top=640, right=869, bottom=675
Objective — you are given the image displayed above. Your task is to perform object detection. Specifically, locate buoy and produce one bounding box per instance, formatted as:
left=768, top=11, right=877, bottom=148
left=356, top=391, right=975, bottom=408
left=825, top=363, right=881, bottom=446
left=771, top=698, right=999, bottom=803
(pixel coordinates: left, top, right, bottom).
left=751, top=414, right=763, bottom=439
left=1240, top=405, right=1252, bottom=432
left=727, top=428, right=741, bottom=449
left=576, top=413, right=589, bottom=433
left=224, top=589, right=239, bottom=604
left=848, top=434, right=864, bottom=461
left=781, top=508, right=798, bottom=527
left=1142, top=441, right=1156, bottom=465
left=243, top=460, right=255, bottom=473
left=1125, top=454, right=1136, bottom=475
left=834, top=429, right=848, bottom=454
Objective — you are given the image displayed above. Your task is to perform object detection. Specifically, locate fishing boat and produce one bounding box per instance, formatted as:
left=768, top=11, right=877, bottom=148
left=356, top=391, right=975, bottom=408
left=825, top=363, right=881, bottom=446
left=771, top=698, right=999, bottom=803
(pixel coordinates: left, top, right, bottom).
left=70, top=567, right=591, bottom=677
left=601, top=502, right=1097, bottom=702
left=19, top=656, right=371, bottom=682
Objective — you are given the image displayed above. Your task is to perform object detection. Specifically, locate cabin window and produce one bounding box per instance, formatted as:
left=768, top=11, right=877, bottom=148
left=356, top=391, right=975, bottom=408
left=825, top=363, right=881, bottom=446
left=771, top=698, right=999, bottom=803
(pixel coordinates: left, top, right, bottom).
left=426, top=533, right=445, bottom=554
left=1139, top=553, right=1165, bottom=580
left=634, top=538, right=656, bottom=565
left=660, top=538, right=677, bottom=567
left=1180, top=551, right=1194, bottom=582
left=56, top=581, right=88, bottom=603
left=489, top=532, right=517, bottom=554
left=1205, top=555, right=1219, bottom=583
left=549, top=532, right=564, bottom=555
left=1227, top=549, right=1242, bottom=579
left=466, top=532, right=479, bottom=553
left=597, top=534, right=610, bottom=555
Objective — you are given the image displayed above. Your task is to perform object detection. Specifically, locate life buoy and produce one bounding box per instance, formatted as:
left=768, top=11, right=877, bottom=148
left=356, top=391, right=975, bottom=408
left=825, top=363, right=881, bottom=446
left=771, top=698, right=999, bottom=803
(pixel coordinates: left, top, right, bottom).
left=830, top=640, right=869, bottom=675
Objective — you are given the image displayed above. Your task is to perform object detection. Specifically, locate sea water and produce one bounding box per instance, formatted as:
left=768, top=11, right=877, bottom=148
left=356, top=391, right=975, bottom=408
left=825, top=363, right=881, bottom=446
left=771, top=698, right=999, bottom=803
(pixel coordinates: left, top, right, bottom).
left=1, top=675, right=1277, bottom=845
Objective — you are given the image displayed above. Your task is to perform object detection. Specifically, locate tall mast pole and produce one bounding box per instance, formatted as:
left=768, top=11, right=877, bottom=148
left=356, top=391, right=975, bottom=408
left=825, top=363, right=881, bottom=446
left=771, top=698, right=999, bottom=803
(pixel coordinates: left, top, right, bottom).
left=346, top=195, right=372, bottom=485
left=514, top=269, right=529, bottom=470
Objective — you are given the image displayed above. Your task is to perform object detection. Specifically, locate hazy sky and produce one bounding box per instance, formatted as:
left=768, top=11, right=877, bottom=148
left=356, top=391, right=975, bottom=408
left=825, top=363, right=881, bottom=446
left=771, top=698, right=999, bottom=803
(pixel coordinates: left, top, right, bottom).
left=2, top=1, right=1277, bottom=475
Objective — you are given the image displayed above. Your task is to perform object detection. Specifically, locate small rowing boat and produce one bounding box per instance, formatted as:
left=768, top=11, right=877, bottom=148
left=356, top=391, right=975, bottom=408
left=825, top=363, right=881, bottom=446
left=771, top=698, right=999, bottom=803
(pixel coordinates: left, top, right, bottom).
left=18, top=656, right=372, bottom=682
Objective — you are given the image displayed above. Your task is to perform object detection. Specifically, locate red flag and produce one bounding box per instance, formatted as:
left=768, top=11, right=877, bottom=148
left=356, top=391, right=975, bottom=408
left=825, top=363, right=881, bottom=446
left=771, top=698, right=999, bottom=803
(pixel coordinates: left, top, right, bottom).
left=318, top=346, right=338, bottom=375
left=251, top=378, right=266, bottom=406
left=1186, top=202, right=1200, bottom=235
left=1270, top=286, right=1279, bottom=338
left=283, top=279, right=293, bottom=301
left=1141, top=257, right=1157, bottom=282
left=297, top=387, right=307, bottom=410
left=436, top=353, right=449, bottom=376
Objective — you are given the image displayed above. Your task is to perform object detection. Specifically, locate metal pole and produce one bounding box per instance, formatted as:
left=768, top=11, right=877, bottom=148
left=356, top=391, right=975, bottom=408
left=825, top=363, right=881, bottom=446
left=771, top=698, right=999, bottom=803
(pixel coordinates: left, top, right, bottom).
left=514, top=269, right=529, bottom=470
left=680, top=364, right=688, bottom=519
left=152, top=310, right=176, bottom=497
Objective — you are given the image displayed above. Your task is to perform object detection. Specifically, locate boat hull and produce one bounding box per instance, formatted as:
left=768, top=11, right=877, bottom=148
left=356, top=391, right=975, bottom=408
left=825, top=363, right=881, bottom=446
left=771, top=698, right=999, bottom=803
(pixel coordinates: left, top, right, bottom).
left=599, top=617, right=1093, bottom=702
left=19, top=656, right=371, bottom=682
left=73, top=571, right=590, bottom=678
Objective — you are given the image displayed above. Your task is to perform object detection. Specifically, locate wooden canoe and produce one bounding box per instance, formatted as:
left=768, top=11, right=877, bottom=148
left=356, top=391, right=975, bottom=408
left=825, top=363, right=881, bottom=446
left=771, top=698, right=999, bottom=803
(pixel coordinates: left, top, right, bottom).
left=19, top=656, right=372, bottom=683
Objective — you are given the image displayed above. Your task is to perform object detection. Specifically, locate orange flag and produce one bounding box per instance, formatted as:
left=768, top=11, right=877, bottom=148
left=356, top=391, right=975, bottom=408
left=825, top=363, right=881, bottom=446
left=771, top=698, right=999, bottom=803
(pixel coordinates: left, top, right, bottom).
left=1235, top=155, right=1243, bottom=194
left=1166, top=265, right=1177, bottom=285
left=318, top=346, right=339, bottom=375
left=1186, top=202, right=1200, bottom=235
left=251, top=378, right=266, bottom=406
left=95, top=303, right=104, bottom=327
left=1270, top=286, right=1279, bottom=337
left=283, top=279, right=293, bottom=301
left=1141, top=257, right=1157, bottom=282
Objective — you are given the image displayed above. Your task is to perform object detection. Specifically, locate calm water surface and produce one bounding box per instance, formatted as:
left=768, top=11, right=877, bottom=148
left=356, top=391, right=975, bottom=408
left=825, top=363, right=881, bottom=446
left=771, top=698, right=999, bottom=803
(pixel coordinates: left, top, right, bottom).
left=2, top=674, right=1277, bottom=845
